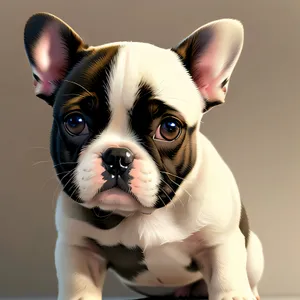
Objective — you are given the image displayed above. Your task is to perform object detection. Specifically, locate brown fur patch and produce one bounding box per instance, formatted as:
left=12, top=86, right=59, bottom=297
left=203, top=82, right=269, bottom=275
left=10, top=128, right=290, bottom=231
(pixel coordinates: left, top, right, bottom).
left=129, top=81, right=198, bottom=208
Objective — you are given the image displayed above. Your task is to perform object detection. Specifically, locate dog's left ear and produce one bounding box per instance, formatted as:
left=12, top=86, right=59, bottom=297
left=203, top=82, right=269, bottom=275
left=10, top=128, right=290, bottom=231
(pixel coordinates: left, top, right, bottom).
left=172, top=19, right=244, bottom=112
left=23, top=12, right=89, bottom=106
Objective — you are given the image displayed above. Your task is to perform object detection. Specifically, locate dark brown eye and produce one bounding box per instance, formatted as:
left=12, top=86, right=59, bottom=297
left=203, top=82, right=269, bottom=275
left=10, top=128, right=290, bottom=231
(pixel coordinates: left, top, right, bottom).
left=64, top=112, right=87, bottom=136
left=154, top=117, right=182, bottom=141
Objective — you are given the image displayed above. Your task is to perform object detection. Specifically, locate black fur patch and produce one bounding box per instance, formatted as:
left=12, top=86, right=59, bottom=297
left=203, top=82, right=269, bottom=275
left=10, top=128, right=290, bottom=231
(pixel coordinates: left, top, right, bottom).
left=129, top=81, right=198, bottom=208
left=86, top=238, right=148, bottom=280
left=186, top=259, right=199, bottom=272
left=66, top=204, right=125, bottom=230
left=50, top=46, right=119, bottom=203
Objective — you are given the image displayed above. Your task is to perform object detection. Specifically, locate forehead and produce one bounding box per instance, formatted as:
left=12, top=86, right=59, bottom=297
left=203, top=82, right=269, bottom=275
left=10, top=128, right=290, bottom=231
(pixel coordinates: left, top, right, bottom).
left=109, top=43, right=204, bottom=125
left=57, top=42, right=204, bottom=125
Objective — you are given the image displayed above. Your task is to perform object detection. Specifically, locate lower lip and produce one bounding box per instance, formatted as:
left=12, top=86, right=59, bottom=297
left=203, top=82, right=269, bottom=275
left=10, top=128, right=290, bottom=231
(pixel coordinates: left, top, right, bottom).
left=92, top=188, right=141, bottom=210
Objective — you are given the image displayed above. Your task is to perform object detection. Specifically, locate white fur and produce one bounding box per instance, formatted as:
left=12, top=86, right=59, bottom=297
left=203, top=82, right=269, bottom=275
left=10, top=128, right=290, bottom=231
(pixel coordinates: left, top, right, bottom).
left=56, top=133, right=264, bottom=300
left=51, top=20, right=264, bottom=300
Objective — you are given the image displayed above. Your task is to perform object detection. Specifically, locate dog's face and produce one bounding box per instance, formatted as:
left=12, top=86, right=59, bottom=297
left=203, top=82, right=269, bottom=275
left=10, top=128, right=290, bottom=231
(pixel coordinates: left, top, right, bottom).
left=24, top=13, right=243, bottom=214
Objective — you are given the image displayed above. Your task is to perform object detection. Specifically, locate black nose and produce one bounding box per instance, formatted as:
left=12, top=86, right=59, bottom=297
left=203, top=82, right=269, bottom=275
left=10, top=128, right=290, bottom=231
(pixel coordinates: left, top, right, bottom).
left=102, top=147, right=134, bottom=175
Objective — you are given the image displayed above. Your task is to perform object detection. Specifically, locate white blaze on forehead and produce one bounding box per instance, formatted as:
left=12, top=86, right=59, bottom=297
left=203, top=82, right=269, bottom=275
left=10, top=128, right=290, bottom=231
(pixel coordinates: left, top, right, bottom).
left=107, top=44, right=140, bottom=135
left=107, top=42, right=205, bottom=130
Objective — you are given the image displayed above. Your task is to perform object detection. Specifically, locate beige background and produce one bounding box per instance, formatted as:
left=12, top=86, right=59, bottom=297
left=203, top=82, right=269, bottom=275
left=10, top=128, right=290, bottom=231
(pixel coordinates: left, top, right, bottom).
left=0, top=0, right=299, bottom=298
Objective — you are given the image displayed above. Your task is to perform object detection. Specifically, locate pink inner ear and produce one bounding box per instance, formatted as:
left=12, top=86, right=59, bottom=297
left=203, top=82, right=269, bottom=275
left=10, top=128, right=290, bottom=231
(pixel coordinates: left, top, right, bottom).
left=193, top=63, right=225, bottom=102
left=33, top=23, right=69, bottom=96
left=192, top=43, right=228, bottom=102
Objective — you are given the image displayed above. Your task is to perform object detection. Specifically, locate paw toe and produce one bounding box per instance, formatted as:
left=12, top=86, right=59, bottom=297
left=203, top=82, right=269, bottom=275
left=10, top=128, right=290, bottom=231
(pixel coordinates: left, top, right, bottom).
left=217, top=291, right=256, bottom=300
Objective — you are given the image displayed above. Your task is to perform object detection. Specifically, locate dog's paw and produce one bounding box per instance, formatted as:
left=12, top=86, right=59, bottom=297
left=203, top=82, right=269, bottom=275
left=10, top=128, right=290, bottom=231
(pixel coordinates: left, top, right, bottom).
left=78, top=296, right=102, bottom=300
left=79, top=296, right=101, bottom=300
left=76, top=295, right=101, bottom=300
left=252, top=286, right=260, bottom=300
left=211, top=291, right=256, bottom=300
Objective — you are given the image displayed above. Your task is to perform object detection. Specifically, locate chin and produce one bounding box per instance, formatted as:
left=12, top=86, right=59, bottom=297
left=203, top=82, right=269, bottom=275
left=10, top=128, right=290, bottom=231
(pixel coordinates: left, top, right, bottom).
left=82, top=186, right=156, bottom=215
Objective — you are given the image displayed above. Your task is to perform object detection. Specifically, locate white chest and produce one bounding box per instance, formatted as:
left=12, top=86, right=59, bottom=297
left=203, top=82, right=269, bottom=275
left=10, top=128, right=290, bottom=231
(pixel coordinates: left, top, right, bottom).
left=56, top=192, right=215, bottom=288
left=130, top=242, right=203, bottom=287
left=81, top=220, right=204, bottom=288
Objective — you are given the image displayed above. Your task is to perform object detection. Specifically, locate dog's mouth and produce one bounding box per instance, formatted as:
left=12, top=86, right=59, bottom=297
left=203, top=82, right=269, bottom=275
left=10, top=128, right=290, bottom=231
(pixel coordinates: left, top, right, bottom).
left=92, top=187, right=139, bottom=210
left=78, top=167, right=155, bottom=214
left=85, top=183, right=154, bottom=214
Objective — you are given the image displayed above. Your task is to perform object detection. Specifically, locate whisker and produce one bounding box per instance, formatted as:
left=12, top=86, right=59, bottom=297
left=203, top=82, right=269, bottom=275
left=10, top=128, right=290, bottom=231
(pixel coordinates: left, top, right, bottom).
left=51, top=168, right=76, bottom=210
left=158, top=187, right=172, bottom=209
left=69, top=184, right=80, bottom=202
left=61, top=170, right=76, bottom=192
left=161, top=173, right=192, bottom=197
left=160, top=178, right=184, bottom=207
left=167, top=177, right=193, bottom=206
left=32, top=160, right=52, bottom=167
left=64, top=79, right=94, bottom=97
left=156, top=193, right=167, bottom=209
left=160, top=171, right=194, bottom=205
left=168, top=177, right=192, bottom=198
left=160, top=171, right=192, bottom=182
left=32, top=160, right=77, bottom=169
left=39, top=170, right=69, bottom=192
left=160, top=178, right=177, bottom=195
left=53, top=162, right=77, bottom=168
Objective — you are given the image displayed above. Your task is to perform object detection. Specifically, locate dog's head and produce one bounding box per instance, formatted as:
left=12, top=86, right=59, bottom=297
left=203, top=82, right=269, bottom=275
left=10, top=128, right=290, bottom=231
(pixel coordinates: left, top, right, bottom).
left=24, top=13, right=243, bottom=214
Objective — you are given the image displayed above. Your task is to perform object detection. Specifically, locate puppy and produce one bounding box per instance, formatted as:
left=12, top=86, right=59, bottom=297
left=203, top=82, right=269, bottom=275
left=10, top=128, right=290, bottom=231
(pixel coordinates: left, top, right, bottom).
left=23, top=12, right=264, bottom=300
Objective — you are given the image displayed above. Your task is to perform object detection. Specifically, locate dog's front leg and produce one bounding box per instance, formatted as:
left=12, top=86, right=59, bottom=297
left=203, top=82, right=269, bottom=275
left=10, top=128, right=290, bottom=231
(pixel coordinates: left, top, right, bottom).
left=202, top=230, right=255, bottom=300
left=55, top=238, right=107, bottom=300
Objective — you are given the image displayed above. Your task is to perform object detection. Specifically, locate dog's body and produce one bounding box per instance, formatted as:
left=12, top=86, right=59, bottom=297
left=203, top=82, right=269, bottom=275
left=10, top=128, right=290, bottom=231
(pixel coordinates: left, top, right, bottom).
left=24, top=13, right=264, bottom=300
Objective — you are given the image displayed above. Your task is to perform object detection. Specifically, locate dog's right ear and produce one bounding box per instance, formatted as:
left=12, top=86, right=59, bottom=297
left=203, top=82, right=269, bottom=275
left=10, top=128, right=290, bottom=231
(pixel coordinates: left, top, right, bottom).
left=24, top=12, right=89, bottom=106
left=172, top=19, right=244, bottom=113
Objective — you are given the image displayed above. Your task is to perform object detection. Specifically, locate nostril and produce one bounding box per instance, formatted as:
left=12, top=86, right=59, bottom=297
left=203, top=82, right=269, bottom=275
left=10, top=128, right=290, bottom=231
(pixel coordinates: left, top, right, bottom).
left=102, top=148, right=115, bottom=165
left=120, top=150, right=134, bottom=166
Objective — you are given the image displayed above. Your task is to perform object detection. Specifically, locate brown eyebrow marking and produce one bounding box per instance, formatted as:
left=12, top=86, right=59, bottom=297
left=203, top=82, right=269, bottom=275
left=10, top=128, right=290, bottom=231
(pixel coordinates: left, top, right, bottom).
left=62, top=91, right=98, bottom=113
